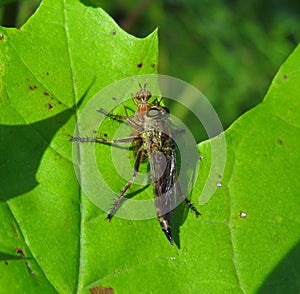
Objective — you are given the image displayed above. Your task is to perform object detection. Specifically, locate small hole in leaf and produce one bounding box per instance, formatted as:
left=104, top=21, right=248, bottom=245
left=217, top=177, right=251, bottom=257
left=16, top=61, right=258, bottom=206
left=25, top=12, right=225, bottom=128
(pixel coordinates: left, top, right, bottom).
left=15, top=247, right=26, bottom=258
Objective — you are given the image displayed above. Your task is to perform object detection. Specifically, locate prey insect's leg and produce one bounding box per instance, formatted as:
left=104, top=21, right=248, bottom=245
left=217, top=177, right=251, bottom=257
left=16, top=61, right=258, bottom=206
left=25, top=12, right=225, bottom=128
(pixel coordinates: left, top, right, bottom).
left=111, top=97, right=133, bottom=118
left=70, top=135, right=140, bottom=144
left=97, top=108, right=127, bottom=120
left=97, top=108, right=142, bottom=130
left=106, top=148, right=143, bottom=221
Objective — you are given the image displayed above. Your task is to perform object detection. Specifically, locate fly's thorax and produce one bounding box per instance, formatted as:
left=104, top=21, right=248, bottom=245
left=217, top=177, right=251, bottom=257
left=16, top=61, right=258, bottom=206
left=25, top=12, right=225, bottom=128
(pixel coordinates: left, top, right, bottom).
left=141, top=122, right=173, bottom=152
left=135, top=103, right=151, bottom=122
left=144, top=106, right=169, bottom=122
left=143, top=106, right=171, bottom=138
left=140, top=106, right=177, bottom=189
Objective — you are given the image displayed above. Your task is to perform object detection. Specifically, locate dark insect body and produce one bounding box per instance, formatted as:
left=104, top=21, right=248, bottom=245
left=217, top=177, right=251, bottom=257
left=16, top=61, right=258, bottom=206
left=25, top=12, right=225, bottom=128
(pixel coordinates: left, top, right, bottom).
left=71, top=84, right=200, bottom=245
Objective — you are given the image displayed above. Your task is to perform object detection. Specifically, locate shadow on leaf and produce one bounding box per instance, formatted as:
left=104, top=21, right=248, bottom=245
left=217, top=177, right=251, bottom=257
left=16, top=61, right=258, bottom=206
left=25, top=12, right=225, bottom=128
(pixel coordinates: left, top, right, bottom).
left=258, top=241, right=300, bottom=293
left=0, top=94, right=85, bottom=202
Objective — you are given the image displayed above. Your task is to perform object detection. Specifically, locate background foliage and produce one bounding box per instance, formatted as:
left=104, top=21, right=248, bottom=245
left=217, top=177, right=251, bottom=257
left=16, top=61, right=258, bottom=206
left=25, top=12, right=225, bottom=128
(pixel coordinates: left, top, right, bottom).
left=1, top=0, right=300, bottom=132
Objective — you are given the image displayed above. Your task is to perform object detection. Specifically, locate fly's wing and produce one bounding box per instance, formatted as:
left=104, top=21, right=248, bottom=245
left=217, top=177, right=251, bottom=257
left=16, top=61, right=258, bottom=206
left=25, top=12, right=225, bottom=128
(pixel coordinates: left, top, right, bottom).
left=162, top=141, right=183, bottom=214
left=151, top=137, right=181, bottom=218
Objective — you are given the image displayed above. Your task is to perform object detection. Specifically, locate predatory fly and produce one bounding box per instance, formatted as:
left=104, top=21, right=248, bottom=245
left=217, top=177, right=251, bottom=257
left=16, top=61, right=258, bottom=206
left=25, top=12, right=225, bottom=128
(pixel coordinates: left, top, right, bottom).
left=71, top=83, right=200, bottom=245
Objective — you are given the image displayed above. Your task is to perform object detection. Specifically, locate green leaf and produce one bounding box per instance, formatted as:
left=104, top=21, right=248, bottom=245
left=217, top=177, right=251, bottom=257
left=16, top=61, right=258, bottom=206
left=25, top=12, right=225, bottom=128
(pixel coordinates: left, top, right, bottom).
left=194, top=46, right=300, bottom=292
left=1, top=1, right=299, bottom=294
left=0, top=0, right=157, bottom=292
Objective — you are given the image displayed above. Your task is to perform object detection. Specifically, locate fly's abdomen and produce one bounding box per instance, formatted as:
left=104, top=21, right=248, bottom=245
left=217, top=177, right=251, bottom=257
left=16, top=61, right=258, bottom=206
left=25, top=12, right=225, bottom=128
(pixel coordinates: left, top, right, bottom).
left=155, top=195, right=173, bottom=245
left=153, top=176, right=174, bottom=245
left=158, top=214, right=173, bottom=245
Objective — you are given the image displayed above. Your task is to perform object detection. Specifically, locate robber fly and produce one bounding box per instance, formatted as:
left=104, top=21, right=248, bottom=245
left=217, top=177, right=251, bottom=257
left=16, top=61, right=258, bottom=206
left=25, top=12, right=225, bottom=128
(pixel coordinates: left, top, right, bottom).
left=71, top=84, right=200, bottom=245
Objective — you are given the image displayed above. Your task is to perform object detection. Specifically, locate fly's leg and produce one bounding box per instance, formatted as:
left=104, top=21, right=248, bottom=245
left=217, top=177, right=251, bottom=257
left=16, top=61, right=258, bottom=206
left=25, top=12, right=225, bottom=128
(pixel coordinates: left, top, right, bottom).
left=106, top=148, right=143, bottom=221
left=182, top=152, right=202, bottom=217
left=71, top=131, right=144, bottom=220
left=71, top=106, right=143, bottom=144
left=71, top=133, right=143, bottom=219
left=175, top=179, right=201, bottom=218
left=152, top=96, right=164, bottom=106
left=184, top=198, right=201, bottom=217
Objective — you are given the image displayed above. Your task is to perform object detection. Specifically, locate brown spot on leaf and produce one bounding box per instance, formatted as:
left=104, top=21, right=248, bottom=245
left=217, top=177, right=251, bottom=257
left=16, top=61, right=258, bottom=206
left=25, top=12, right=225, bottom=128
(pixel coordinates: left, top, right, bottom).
left=151, top=63, right=155, bottom=68
left=12, top=221, right=19, bottom=238
left=47, top=103, right=53, bottom=110
left=43, top=92, right=49, bottom=96
left=0, top=35, right=4, bottom=41
left=29, top=85, right=37, bottom=90
left=277, top=138, right=284, bottom=145
left=137, top=62, right=143, bottom=68
left=90, top=286, right=114, bottom=294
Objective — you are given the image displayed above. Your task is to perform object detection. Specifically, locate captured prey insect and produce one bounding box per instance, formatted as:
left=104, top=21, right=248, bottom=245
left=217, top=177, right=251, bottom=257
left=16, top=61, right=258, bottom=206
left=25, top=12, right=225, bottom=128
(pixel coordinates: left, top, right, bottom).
left=71, top=84, right=200, bottom=245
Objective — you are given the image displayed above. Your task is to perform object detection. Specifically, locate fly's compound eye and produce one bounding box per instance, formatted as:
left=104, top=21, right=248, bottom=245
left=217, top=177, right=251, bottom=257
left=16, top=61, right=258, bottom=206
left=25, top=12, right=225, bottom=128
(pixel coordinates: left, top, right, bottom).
left=146, top=90, right=152, bottom=100
left=146, top=107, right=161, bottom=118
left=162, top=106, right=170, bottom=114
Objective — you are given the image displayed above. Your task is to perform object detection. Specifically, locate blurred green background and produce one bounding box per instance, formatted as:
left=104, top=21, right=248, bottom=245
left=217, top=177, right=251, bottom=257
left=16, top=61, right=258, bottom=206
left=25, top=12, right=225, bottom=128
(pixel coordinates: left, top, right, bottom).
left=1, top=0, right=299, bottom=138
